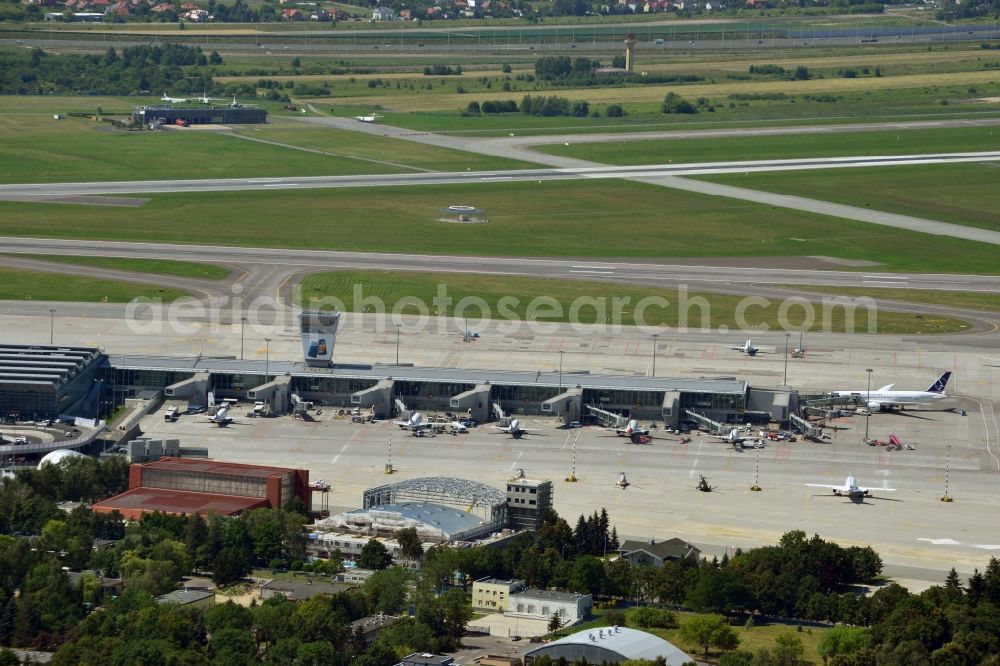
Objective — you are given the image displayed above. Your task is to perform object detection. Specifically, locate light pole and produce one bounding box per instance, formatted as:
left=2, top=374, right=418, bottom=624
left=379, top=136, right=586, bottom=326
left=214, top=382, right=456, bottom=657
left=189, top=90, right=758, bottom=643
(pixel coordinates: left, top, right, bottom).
left=942, top=444, right=953, bottom=502
left=782, top=333, right=790, bottom=386
left=49, top=309, right=56, bottom=345
left=558, top=351, right=565, bottom=390
left=650, top=333, right=659, bottom=377
left=264, top=337, right=272, bottom=383
left=864, top=368, right=873, bottom=442
left=395, top=324, right=401, bottom=365
left=240, top=317, right=247, bottom=360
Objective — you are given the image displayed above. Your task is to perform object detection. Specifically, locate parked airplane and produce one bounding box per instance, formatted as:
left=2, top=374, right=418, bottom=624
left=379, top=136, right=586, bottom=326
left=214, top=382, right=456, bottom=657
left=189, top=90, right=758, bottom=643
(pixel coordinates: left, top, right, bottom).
left=730, top=339, right=760, bottom=356
left=160, top=92, right=190, bottom=103
left=493, top=419, right=538, bottom=439
left=806, top=475, right=895, bottom=500
left=205, top=406, right=233, bottom=427
left=355, top=112, right=382, bottom=123
left=835, top=372, right=951, bottom=411
left=448, top=421, right=468, bottom=434
left=710, top=428, right=763, bottom=450
left=394, top=412, right=434, bottom=433
left=609, top=419, right=649, bottom=437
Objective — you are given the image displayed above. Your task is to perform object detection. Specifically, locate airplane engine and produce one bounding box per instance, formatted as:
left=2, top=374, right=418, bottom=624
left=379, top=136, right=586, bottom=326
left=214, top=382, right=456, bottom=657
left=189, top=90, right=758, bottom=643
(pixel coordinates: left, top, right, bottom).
left=868, top=401, right=882, bottom=411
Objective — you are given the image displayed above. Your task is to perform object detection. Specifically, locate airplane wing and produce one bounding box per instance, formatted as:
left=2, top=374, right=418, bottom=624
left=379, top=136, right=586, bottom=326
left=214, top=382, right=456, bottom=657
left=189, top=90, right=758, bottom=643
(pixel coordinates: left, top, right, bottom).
left=805, top=483, right=846, bottom=490
left=859, top=486, right=895, bottom=493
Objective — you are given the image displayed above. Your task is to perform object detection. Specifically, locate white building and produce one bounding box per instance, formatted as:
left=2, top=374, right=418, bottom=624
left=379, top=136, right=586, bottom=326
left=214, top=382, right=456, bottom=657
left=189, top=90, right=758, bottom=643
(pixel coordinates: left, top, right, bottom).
left=508, top=588, right=592, bottom=624
left=524, top=626, right=693, bottom=665
left=371, top=5, right=396, bottom=20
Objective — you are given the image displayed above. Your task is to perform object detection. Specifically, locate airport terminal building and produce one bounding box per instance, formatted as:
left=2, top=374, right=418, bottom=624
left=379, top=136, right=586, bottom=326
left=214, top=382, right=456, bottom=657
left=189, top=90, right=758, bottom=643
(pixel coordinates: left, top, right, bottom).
left=0, top=330, right=797, bottom=430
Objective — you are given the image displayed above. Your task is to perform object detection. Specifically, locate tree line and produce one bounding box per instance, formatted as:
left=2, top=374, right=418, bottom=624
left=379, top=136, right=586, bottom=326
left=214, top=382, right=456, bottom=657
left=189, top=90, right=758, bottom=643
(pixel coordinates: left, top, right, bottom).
left=0, top=44, right=219, bottom=95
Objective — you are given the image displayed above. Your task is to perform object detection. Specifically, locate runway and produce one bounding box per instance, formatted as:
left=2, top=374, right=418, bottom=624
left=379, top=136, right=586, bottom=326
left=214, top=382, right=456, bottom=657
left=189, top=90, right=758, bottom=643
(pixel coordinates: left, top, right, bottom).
left=3, top=152, right=997, bottom=198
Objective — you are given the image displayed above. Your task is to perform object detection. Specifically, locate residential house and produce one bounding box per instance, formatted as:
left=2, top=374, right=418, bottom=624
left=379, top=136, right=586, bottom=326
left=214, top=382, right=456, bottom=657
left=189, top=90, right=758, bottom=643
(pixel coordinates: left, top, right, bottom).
left=280, top=7, right=304, bottom=20
left=371, top=5, right=396, bottom=20
left=618, top=538, right=701, bottom=568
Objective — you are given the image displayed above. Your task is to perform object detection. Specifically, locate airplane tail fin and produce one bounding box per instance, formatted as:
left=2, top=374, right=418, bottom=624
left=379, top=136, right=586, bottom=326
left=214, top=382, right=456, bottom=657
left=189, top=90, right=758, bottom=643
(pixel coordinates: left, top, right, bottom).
left=926, top=371, right=951, bottom=394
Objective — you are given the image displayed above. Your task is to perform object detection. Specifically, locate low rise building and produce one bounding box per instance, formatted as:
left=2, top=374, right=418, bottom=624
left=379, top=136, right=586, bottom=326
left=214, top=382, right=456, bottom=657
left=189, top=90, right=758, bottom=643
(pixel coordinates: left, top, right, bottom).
left=397, top=654, right=454, bottom=666
left=260, top=578, right=358, bottom=601
left=472, top=577, right=525, bottom=612
left=509, top=589, right=592, bottom=624
left=156, top=588, right=215, bottom=610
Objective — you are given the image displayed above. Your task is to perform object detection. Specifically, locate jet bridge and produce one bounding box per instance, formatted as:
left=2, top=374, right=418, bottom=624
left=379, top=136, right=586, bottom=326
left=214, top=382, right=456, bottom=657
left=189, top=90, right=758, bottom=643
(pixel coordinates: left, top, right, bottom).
left=541, top=388, right=582, bottom=424
left=492, top=401, right=508, bottom=426
left=248, top=375, right=290, bottom=415
left=789, top=413, right=823, bottom=439
left=164, top=372, right=210, bottom=404
left=450, top=383, right=491, bottom=422
left=351, top=379, right=395, bottom=419
left=684, top=409, right=725, bottom=433
left=585, top=404, right=626, bottom=428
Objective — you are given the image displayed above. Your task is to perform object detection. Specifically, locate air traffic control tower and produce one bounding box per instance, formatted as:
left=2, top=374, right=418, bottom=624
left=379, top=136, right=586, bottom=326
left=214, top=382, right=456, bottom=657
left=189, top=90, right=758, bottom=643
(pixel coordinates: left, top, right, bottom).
left=299, top=311, right=341, bottom=367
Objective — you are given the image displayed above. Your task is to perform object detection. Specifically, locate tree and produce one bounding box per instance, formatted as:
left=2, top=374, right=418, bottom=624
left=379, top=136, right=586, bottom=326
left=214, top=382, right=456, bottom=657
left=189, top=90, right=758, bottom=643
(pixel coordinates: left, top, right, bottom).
left=209, top=50, right=223, bottom=65
left=213, top=547, right=250, bottom=587
left=466, top=101, right=481, bottom=115
left=290, top=57, right=301, bottom=68
left=364, top=567, right=411, bottom=615
left=793, top=66, right=811, bottom=80
left=359, top=539, right=393, bottom=571
left=395, top=528, right=424, bottom=562
left=819, top=626, right=872, bottom=663
left=679, top=614, right=739, bottom=659
left=662, top=92, right=696, bottom=114
left=547, top=612, right=562, bottom=634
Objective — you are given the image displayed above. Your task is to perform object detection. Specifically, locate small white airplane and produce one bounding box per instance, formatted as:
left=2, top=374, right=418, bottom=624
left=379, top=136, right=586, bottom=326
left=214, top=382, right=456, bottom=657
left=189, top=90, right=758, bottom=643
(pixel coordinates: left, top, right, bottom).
left=806, top=475, right=895, bottom=500
left=195, top=92, right=225, bottom=104
left=205, top=406, right=233, bottom=427
left=354, top=112, right=382, bottom=123
left=493, top=418, right=539, bottom=439
left=161, top=92, right=190, bottom=103
left=730, top=338, right=762, bottom=356
left=835, top=372, right=951, bottom=412
left=447, top=421, right=468, bottom=434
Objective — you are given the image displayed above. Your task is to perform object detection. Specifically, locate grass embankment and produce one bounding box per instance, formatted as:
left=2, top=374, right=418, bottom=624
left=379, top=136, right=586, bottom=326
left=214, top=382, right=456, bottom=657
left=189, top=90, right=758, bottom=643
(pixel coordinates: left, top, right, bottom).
left=6, top=255, right=232, bottom=280
left=560, top=607, right=829, bottom=663
left=698, top=162, right=1000, bottom=232
left=3, top=179, right=1000, bottom=276
left=534, top=125, right=1000, bottom=165
left=781, top=285, right=1000, bottom=314
left=296, top=271, right=970, bottom=334
left=0, top=114, right=534, bottom=184
left=0, top=267, right=190, bottom=302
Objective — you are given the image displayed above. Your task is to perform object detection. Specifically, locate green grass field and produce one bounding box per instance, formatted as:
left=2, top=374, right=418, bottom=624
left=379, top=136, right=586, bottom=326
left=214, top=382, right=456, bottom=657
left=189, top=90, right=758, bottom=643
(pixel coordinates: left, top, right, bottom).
left=533, top=125, right=1000, bottom=165
left=5, top=255, right=232, bottom=280
left=295, top=270, right=969, bottom=334
left=562, top=607, right=829, bottom=664
left=0, top=114, right=532, bottom=184
left=780, top=284, right=1000, bottom=314
left=2, top=179, right=1000, bottom=275
left=698, top=162, right=1000, bottom=232
left=232, top=122, right=537, bottom=171
left=0, top=267, right=190, bottom=303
